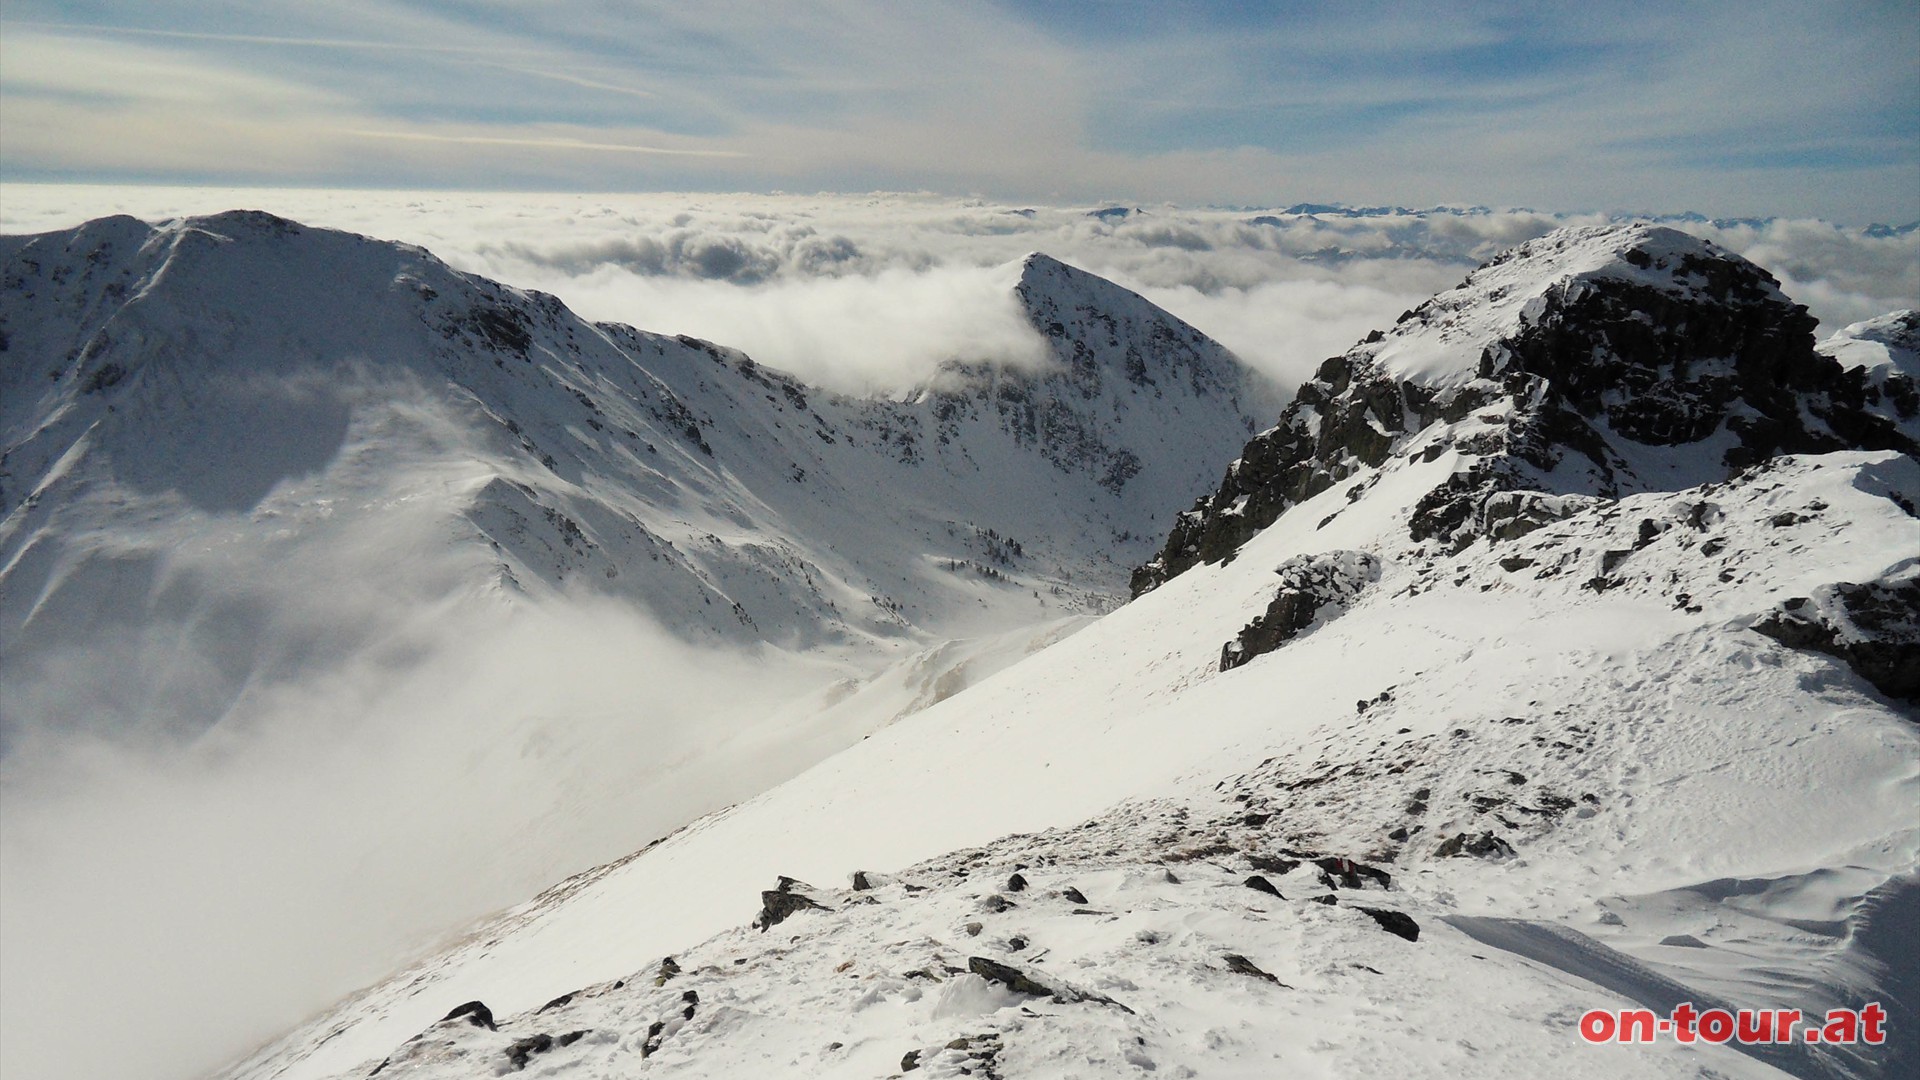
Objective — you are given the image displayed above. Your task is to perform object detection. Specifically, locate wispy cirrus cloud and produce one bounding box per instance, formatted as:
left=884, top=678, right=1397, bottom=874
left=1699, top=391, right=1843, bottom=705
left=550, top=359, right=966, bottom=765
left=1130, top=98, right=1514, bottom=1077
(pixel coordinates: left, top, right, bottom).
left=1, top=2, right=1913, bottom=220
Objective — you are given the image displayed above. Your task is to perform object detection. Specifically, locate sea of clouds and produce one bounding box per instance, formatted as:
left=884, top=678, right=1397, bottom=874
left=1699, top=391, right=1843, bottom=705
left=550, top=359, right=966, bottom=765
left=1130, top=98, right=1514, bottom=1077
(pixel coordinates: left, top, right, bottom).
left=0, top=186, right=1914, bottom=1080
left=6, top=186, right=1914, bottom=397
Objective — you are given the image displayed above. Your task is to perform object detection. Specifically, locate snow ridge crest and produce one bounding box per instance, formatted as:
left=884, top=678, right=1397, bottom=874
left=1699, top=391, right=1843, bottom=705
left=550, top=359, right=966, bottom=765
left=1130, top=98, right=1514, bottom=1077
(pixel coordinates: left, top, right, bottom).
left=1132, top=222, right=1918, bottom=594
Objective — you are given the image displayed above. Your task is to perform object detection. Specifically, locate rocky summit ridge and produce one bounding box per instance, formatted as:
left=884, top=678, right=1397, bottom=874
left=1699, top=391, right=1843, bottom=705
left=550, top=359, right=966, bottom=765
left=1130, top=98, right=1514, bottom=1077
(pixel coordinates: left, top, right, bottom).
left=1133, top=223, right=1918, bottom=595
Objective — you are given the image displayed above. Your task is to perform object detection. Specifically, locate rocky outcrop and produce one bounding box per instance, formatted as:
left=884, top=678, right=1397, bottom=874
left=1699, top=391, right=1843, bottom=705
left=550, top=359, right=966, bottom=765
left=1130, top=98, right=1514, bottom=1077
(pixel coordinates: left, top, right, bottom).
left=1435, top=832, right=1515, bottom=859
left=967, top=956, right=1134, bottom=1013
left=1134, top=225, right=1919, bottom=594
left=1355, top=907, right=1421, bottom=942
left=1751, top=576, right=1920, bottom=703
left=439, top=1000, right=496, bottom=1030
left=752, top=877, right=829, bottom=932
left=1220, top=551, right=1379, bottom=671
left=1819, top=309, right=1920, bottom=445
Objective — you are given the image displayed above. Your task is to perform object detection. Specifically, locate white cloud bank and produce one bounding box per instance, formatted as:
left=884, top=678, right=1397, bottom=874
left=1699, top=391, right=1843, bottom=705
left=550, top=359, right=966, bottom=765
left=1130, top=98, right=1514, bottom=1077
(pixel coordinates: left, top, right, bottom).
left=3, top=187, right=1912, bottom=395
left=1, top=589, right=854, bottom=1080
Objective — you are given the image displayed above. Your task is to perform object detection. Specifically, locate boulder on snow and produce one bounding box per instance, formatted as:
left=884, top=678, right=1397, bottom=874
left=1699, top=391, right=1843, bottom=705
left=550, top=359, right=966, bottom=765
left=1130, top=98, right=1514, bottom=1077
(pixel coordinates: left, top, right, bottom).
left=966, top=957, right=1134, bottom=1013
left=1434, top=831, right=1515, bottom=859
left=1355, top=906, right=1421, bottom=942
left=505, top=1032, right=557, bottom=1071
left=1221, top=551, right=1380, bottom=671
left=1314, top=856, right=1392, bottom=889
left=850, top=870, right=895, bottom=890
left=967, top=956, right=1053, bottom=998
left=440, top=1000, right=496, bottom=1030
left=1222, top=953, right=1286, bottom=984
left=753, top=877, right=829, bottom=932
left=1243, top=875, right=1284, bottom=898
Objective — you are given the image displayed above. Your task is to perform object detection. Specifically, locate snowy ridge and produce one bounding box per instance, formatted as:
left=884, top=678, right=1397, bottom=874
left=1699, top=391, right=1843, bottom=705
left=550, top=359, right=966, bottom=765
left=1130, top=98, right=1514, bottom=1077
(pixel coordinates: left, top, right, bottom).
left=224, top=446, right=1919, bottom=1080
left=1366, top=224, right=1792, bottom=389
left=0, top=212, right=1276, bottom=743
left=1134, top=224, right=1916, bottom=593
left=217, top=225, right=1920, bottom=1080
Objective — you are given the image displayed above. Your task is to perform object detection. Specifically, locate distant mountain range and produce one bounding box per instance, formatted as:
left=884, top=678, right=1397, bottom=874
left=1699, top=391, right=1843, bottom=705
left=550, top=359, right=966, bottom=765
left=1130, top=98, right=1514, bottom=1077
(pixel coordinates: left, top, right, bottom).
left=0, top=212, right=1278, bottom=747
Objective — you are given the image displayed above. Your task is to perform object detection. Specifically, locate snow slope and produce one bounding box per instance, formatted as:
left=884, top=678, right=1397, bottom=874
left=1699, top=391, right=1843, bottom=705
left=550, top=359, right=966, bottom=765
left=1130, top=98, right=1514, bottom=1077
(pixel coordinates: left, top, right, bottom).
left=0, top=212, right=1279, bottom=1080
left=222, top=226, right=1919, bottom=1079
left=0, top=212, right=1277, bottom=739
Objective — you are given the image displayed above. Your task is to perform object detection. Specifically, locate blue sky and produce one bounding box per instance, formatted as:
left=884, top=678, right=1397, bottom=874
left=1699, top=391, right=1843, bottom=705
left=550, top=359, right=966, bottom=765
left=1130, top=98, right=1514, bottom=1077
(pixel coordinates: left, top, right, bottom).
left=1, top=1, right=1914, bottom=221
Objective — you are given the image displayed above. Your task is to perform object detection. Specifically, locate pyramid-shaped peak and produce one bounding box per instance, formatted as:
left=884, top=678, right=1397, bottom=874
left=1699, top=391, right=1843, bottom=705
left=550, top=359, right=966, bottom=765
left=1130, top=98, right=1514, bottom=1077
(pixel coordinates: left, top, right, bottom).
left=1015, top=250, right=1097, bottom=285
left=997, top=252, right=1271, bottom=404
left=1009, top=251, right=1171, bottom=319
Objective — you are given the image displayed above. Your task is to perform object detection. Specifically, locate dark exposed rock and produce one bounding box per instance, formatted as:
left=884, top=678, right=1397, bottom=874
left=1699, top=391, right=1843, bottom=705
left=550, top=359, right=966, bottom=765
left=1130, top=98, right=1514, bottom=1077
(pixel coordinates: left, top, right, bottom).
left=1006, top=872, right=1028, bottom=892
left=1314, top=856, right=1391, bottom=890
left=504, top=1033, right=552, bottom=1071
left=1243, top=875, right=1284, bottom=898
left=1247, top=854, right=1299, bottom=874
left=1751, top=578, right=1920, bottom=703
left=968, top=956, right=1053, bottom=998
left=1134, top=225, right=1918, bottom=593
left=967, top=956, right=1134, bottom=1013
left=439, top=1000, right=495, bottom=1030
left=1356, top=907, right=1421, bottom=942
left=1222, top=953, right=1286, bottom=984
left=1434, top=831, right=1516, bottom=858
left=902, top=1048, right=922, bottom=1071
left=459, top=303, right=533, bottom=356
left=753, top=878, right=829, bottom=932
left=1061, top=886, right=1089, bottom=904
left=654, top=956, right=681, bottom=986
left=537, top=992, right=573, bottom=1013
left=1221, top=551, right=1380, bottom=670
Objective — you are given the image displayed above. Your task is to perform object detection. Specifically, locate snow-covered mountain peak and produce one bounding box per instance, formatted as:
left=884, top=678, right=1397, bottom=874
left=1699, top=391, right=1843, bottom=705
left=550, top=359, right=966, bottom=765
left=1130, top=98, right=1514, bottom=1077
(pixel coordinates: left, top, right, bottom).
left=1133, top=222, right=1917, bottom=592
left=1820, top=308, right=1919, bottom=377
left=1007, top=249, right=1252, bottom=396
left=2, top=211, right=1286, bottom=755
left=1368, top=223, right=1790, bottom=390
